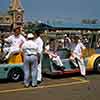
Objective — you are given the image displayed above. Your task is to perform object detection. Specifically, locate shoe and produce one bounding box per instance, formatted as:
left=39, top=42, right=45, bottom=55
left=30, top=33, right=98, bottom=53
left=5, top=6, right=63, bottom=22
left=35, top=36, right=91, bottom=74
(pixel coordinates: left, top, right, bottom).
left=4, top=56, right=8, bottom=61
left=31, top=84, right=38, bottom=87
left=81, top=75, right=87, bottom=80
left=24, top=84, right=30, bottom=88
left=84, top=76, right=87, bottom=80
left=3, top=57, right=8, bottom=63
left=37, top=81, right=42, bottom=85
left=62, top=66, right=66, bottom=69
left=60, top=66, right=65, bottom=71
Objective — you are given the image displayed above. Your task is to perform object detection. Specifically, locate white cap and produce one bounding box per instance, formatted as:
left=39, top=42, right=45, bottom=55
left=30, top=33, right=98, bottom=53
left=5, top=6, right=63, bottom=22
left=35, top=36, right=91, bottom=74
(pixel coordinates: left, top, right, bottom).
left=27, top=33, right=34, bottom=38
left=64, top=34, right=67, bottom=37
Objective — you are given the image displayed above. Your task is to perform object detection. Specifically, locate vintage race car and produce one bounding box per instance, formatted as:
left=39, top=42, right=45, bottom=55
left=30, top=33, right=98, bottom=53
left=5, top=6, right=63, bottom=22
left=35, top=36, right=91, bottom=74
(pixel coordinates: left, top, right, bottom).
left=42, top=48, right=100, bottom=75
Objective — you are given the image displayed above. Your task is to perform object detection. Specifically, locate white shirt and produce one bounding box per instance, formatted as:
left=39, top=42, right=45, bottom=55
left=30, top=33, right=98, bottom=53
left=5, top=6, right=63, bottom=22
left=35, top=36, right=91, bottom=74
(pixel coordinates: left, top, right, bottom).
left=45, top=45, right=49, bottom=51
left=5, top=34, right=26, bottom=47
left=22, top=40, right=39, bottom=55
left=34, top=37, right=43, bottom=53
left=73, top=42, right=86, bottom=57
left=45, top=44, right=57, bottom=58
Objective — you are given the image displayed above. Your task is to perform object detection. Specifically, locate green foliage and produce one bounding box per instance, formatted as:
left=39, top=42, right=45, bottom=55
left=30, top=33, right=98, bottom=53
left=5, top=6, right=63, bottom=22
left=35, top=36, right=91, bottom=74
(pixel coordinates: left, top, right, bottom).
left=24, top=21, right=43, bottom=33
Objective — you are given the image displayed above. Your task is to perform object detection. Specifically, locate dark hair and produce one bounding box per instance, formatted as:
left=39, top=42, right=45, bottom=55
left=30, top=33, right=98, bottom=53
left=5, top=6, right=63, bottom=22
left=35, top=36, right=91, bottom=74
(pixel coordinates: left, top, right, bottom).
left=74, top=35, right=80, bottom=43
left=35, top=30, right=43, bottom=37
left=49, top=38, right=55, bottom=43
left=13, top=26, right=21, bottom=32
left=75, top=35, right=80, bottom=39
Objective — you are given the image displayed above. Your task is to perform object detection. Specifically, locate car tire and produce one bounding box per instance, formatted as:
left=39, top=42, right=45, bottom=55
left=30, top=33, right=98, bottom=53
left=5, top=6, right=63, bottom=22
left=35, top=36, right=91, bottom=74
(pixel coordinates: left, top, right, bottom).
left=94, top=57, right=100, bottom=73
left=8, top=68, right=24, bottom=81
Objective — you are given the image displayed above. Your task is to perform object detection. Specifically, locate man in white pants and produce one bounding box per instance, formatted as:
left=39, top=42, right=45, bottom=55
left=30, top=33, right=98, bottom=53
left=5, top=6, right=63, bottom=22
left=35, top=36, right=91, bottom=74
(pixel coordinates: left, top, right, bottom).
left=70, top=36, right=87, bottom=79
left=34, top=30, right=43, bottom=84
left=22, top=33, right=40, bottom=87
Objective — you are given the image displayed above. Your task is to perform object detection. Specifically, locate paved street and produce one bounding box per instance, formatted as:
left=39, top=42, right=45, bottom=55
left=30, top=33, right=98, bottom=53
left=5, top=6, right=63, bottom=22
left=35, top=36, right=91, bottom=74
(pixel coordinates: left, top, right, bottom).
left=0, top=74, right=100, bottom=100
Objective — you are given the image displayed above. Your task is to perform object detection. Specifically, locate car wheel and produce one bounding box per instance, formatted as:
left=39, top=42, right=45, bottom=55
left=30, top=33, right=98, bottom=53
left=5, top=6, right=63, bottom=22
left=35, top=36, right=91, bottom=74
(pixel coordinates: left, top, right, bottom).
left=94, top=57, right=100, bottom=73
left=8, top=68, right=24, bottom=81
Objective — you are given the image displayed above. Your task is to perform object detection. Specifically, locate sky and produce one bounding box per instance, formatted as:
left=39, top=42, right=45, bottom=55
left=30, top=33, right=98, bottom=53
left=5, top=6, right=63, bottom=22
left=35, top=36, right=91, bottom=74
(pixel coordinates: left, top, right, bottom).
left=0, top=0, right=100, bottom=22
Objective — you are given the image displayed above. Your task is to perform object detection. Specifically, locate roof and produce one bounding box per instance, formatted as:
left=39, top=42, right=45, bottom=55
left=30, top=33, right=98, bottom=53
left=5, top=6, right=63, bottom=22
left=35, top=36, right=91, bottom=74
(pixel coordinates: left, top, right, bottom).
left=45, top=22, right=100, bottom=30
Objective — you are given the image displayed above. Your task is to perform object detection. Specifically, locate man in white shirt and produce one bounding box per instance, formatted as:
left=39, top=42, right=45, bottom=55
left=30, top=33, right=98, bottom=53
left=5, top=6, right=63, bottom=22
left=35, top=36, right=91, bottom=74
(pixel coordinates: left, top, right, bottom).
left=22, top=33, right=40, bottom=87
left=4, top=27, right=26, bottom=60
left=70, top=36, right=87, bottom=79
left=34, top=30, right=43, bottom=84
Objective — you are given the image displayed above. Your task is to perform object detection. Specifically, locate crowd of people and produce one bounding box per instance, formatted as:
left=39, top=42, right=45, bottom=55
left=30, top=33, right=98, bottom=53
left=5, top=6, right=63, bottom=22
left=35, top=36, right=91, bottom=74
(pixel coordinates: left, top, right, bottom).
left=0, top=27, right=43, bottom=88
left=0, top=27, right=88, bottom=87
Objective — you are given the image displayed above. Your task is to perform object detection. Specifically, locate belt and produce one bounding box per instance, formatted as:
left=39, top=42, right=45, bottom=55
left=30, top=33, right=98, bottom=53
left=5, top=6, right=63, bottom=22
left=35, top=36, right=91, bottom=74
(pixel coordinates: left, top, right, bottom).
left=26, top=54, right=37, bottom=56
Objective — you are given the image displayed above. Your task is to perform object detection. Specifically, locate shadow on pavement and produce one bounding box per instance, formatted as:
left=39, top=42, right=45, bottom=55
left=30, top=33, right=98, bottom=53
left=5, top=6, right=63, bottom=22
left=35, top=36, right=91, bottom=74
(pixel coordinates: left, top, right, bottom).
left=0, top=79, right=23, bottom=84
left=0, top=71, right=98, bottom=84
left=0, top=79, right=9, bottom=84
left=43, top=71, right=97, bottom=79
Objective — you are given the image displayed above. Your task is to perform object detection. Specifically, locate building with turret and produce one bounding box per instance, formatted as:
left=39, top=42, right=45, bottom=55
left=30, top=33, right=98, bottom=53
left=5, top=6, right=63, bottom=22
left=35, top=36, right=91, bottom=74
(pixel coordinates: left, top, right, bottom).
left=0, top=0, right=24, bottom=32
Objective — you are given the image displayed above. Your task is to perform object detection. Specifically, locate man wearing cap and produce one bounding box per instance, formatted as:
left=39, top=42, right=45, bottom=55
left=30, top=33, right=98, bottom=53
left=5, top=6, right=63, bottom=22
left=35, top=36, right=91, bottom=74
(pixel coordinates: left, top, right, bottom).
left=21, top=33, right=40, bottom=87
left=3, top=26, right=26, bottom=60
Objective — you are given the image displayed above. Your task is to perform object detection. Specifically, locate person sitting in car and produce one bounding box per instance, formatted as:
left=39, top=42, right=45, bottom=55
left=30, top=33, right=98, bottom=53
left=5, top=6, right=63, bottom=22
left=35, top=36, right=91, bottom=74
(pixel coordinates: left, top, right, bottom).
left=45, top=38, right=65, bottom=71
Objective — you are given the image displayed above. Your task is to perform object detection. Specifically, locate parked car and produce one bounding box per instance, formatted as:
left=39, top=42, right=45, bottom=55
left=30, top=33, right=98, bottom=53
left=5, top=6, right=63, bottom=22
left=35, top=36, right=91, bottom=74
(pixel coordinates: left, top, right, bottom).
left=42, top=32, right=100, bottom=75
left=42, top=48, right=100, bottom=75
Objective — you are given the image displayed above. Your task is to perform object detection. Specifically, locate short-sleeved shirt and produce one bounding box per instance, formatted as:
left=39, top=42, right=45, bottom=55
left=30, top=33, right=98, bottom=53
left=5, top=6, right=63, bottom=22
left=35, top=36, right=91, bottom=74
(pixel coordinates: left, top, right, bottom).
left=22, top=40, right=39, bottom=55
left=73, top=42, right=86, bottom=57
left=34, top=37, right=43, bottom=53
left=5, top=34, right=26, bottom=47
